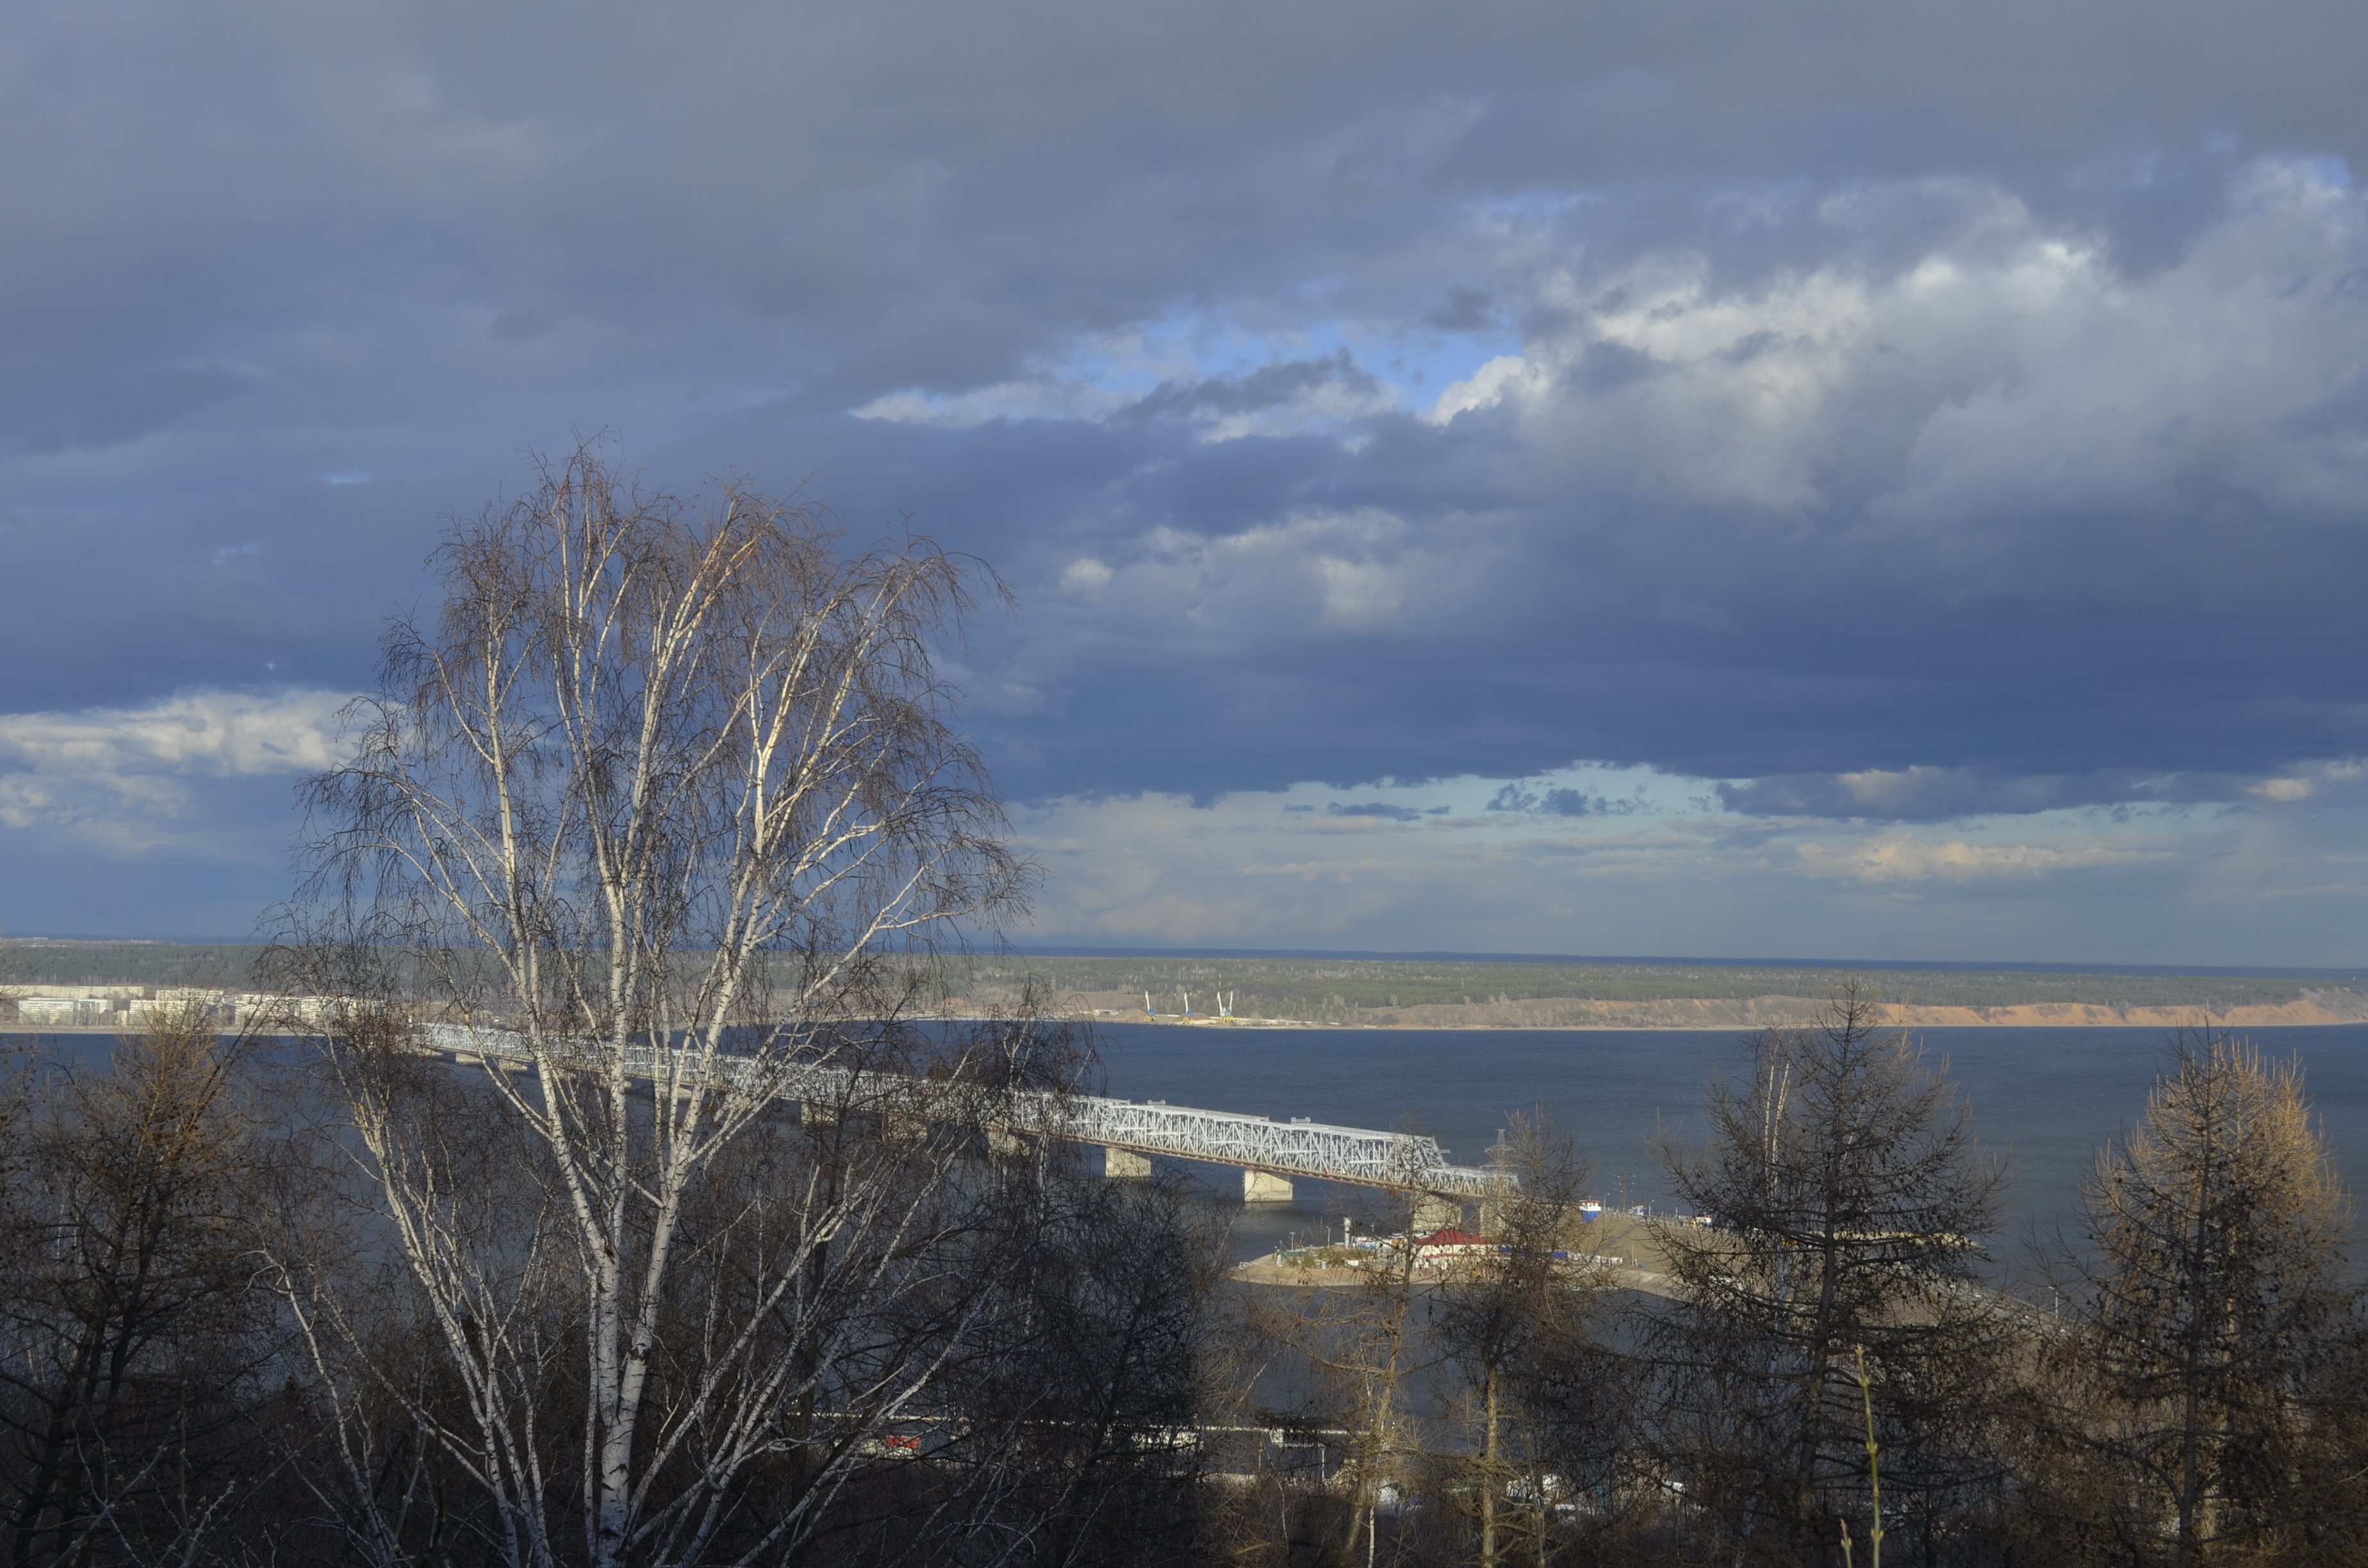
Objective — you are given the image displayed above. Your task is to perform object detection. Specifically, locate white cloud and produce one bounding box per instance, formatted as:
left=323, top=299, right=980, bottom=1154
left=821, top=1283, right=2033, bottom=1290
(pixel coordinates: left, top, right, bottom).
left=993, top=764, right=2368, bottom=958
left=1057, top=557, right=1114, bottom=596
left=1008, top=768, right=1701, bottom=944
left=1425, top=159, right=2368, bottom=552
left=1037, top=507, right=1472, bottom=644
left=1428, top=354, right=1540, bottom=423
left=1832, top=767, right=1968, bottom=815
left=2243, top=759, right=2366, bottom=804
left=1192, top=371, right=1398, bottom=445
left=0, top=689, right=348, bottom=778
left=1312, top=555, right=1405, bottom=626
left=851, top=379, right=1129, bottom=430
left=1793, top=833, right=2162, bottom=883
left=0, top=689, right=351, bottom=858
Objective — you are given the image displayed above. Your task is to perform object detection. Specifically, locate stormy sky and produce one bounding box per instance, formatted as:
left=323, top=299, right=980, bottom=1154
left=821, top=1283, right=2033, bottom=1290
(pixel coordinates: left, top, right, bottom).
left=6, top=0, right=2368, bottom=962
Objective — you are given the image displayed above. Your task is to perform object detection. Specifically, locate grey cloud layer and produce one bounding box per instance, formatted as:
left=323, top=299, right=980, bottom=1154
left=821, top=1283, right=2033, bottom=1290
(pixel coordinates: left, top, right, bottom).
left=937, top=164, right=2368, bottom=805
left=3, top=0, right=2367, bottom=844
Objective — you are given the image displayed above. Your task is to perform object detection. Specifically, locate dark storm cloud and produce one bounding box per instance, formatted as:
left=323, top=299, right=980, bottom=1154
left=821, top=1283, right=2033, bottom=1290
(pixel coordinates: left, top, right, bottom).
left=1488, top=785, right=1639, bottom=819
left=3, top=0, right=2367, bottom=869
left=1326, top=801, right=1426, bottom=823
left=1715, top=769, right=2275, bottom=824
left=25, top=367, right=265, bottom=455
left=1117, top=353, right=1382, bottom=427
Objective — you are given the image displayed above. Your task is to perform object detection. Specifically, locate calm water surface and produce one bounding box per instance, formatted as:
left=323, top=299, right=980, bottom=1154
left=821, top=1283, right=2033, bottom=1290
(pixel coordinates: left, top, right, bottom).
left=1084, top=1022, right=2368, bottom=1264
left=37, top=1024, right=2363, bottom=1271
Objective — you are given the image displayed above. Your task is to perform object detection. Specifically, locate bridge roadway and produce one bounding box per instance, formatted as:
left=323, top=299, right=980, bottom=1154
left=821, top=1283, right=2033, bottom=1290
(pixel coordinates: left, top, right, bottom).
left=416, top=1024, right=1504, bottom=1204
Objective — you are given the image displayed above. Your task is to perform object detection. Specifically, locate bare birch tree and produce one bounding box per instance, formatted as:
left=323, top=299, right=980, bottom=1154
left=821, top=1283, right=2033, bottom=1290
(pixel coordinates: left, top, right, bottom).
left=271, top=446, right=1047, bottom=1568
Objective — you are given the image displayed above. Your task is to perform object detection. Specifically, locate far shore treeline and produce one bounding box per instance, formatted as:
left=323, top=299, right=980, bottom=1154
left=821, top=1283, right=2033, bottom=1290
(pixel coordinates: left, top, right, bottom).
left=12, top=940, right=2367, bottom=1030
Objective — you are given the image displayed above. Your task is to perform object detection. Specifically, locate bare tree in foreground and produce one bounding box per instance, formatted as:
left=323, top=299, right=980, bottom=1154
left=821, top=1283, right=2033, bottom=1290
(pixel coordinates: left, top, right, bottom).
left=1648, top=983, right=2010, bottom=1567
left=0, top=1003, right=292, bottom=1568
left=1227, top=1147, right=1436, bottom=1568
left=273, top=447, right=1052, bottom=1568
left=1429, top=1113, right=1616, bottom=1567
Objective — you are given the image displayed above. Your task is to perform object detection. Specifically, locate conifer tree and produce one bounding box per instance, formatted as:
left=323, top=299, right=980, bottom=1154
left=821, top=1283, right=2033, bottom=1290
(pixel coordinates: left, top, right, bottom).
left=1648, top=982, right=2010, bottom=1566
left=2053, top=1029, right=2360, bottom=1565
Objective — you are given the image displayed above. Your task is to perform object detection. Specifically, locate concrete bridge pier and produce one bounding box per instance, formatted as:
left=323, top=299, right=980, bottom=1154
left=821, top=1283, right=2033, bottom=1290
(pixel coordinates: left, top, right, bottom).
left=1414, top=1193, right=1465, bottom=1233
left=1104, top=1147, right=1152, bottom=1179
left=986, top=1127, right=1030, bottom=1159
left=1244, top=1170, right=1294, bottom=1204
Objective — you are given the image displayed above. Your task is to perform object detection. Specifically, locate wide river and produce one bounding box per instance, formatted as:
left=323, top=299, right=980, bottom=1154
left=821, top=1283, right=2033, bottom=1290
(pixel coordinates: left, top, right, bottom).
left=33, top=1021, right=2360, bottom=1274
left=1084, top=1022, right=2368, bottom=1266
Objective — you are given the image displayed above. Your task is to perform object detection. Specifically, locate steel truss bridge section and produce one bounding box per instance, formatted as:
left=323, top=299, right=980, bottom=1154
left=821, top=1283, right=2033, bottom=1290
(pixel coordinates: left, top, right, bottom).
left=415, top=1024, right=1505, bottom=1198
left=1051, top=1097, right=1503, bottom=1197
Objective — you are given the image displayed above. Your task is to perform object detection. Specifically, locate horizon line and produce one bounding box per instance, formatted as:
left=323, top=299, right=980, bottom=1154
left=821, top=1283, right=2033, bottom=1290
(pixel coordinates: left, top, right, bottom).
left=988, top=946, right=2368, bottom=981
left=8, top=935, right=2363, bottom=984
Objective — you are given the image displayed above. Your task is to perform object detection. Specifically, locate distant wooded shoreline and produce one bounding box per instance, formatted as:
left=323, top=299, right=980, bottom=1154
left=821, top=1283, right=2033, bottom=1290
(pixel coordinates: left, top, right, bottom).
left=10, top=941, right=2362, bottom=1032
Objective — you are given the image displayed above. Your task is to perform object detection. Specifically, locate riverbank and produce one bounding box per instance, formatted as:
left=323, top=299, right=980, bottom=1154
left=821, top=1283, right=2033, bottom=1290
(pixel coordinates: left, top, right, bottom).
left=1229, top=1247, right=1681, bottom=1300
left=1053, top=993, right=2368, bottom=1031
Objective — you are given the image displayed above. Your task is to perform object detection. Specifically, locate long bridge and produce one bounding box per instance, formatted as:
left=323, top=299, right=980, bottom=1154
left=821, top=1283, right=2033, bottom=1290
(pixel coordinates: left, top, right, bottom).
left=417, top=1024, right=1502, bottom=1216
left=1055, top=1096, right=1499, bottom=1211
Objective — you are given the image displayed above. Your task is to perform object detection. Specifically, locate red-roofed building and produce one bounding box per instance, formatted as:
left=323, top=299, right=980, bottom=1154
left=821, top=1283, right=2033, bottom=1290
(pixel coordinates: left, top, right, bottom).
left=1411, top=1229, right=1497, bottom=1260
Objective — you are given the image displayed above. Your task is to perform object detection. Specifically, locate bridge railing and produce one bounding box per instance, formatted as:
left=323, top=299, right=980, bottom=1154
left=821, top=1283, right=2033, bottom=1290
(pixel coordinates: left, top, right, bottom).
left=1054, top=1097, right=1503, bottom=1196
left=415, top=1023, right=1507, bottom=1197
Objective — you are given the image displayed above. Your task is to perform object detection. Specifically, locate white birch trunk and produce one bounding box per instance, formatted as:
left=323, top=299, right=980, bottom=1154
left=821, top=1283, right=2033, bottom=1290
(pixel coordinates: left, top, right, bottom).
left=283, top=449, right=1036, bottom=1568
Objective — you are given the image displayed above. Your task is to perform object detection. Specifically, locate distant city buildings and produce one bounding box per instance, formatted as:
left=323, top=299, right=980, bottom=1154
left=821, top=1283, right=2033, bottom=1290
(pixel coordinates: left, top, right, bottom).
left=1, top=986, right=282, bottom=1029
